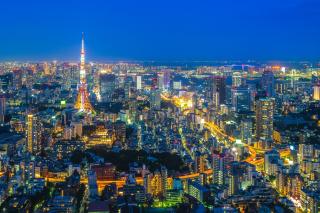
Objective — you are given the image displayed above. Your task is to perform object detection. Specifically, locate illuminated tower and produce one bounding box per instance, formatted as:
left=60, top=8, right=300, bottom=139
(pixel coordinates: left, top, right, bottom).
left=74, top=33, right=95, bottom=113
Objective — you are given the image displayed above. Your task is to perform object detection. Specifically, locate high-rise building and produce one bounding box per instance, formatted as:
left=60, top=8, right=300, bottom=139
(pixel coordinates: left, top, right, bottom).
left=212, top=152, right=224, bottom=185
left=186, top=180, right=210, bottom=203
left=26, top=114, right=42, bottom=153
left=26, top=114, right=42, bottom=154
left=122, top=175, right=146, bottom=203
left=43, top=62, right=50, bottom=75
left=231, top=86, right=251, bottom=112
left=157, top=72, right=165, bottom=91
left=232, top=72, right=242, bottom=87
left=228, top=163, right=240, bottom=196
left=161, top=166, right=168, bottom=197
left=71, top=121, right=83, bottom=138
left=298, top=144, right=314, bottom=163
left=26, top=114, right=34, bottom=153
left=212, top=152, right=233, bottom=185
left=150, top=90, right=161, bottom=109
left=100, top=74, right=116, bottom=103
left=264, top=149, right=280, bottom=175
left=313, top=84, right=320, bottom=100
left=173, top=81, right=182, bottom=90
left=211, top=76, right=226, bottom=108
left=0, top=73, right=13, bottom=91
left=300, top=188, right=320, bottom=213
left=136, top=75, right=142, bottom=90
left=61, top=109, right=73, bottom=126
left=255, top=98, right=275, bottom=142
left=194, top=152, right=205, bottom=173
left=124, top=76, right=134, bottom=99
left=163, top=69, right=171, bottom=90
left=151, top=171, right=162, bottom=197
left=137, top=125, right=142, bottom=150
left=144, top=173, right=153, bottom=195
left=261, top=70, right=276, bottom=97
left=240, top=119, right=253, bottom=145
left=0, top=94, right=6, bottom=123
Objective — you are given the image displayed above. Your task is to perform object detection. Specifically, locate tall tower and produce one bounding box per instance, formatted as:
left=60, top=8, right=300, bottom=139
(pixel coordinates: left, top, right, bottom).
left=75, top=33, right=95, bottom=113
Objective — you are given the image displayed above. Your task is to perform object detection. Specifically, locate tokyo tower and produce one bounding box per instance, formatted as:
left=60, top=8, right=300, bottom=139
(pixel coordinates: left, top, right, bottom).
left=74, top=33, right=95, bottom=114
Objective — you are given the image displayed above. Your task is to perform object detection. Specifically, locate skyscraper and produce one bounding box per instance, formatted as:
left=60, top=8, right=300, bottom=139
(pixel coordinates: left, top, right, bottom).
left=163, top=69, right=171, bottom=90
left=240, top=119, right=253, bottom=145
left=136, top=75, right=142, bottom=90
left=231, top=86, right=251, bottom=112
left=74, top=33, right=95, bottom=113
left=261, top=70, right=276, bottom=97
left=161, top=166, right=168, bottom=197
left=211, top=76, right=226, bottom=108
left=26, top=114, right=33, bottom=153
left=313, top=84, right=320, bottom=100
left=0, top=94, right=6, bottom=123
left=264, top=149, right=280, bottom=175
left=255, top=98, right=275, bottom=142
left=212, top=152, right=233, bottom=185
left=26, top=114, right=42, bottom=154
left=124, top=76, right=134, bottom=99
left=100, top=74, right=116, bottom=103
left=150, top=90, right=161, bottom=109
left=194, top=152, right=205, bottom=173
left=228, top=162, right=241, bottom=196
left=157, top=72, right=165, bottom=91
left=232, top=72, right=242, bottom=87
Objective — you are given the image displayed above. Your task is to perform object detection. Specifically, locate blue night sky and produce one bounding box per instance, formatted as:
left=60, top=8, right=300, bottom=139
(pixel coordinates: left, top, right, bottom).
left=0, top=0, right=319, bottom=61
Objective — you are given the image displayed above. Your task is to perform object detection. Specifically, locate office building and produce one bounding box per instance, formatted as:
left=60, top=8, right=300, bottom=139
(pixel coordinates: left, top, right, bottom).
left=26, top=114, right=42, bottom=154
left=136, top=75, right=142, bottom=90
left=255, top=98, right=275, bottom=142
left=264, top=149, right=280, bottom=175
left=313, top=84, right=320, bottom=100
left=231, top=86, right=251, bottom=112
left=100, top=74, right=116, bottom=102
left=211, top=76, right=226, bottom=108
left=0, top=94, right=6, bottom=123
left=186, top=180, right=210, bottom=203
left=261, top=70, right=275, bottom=97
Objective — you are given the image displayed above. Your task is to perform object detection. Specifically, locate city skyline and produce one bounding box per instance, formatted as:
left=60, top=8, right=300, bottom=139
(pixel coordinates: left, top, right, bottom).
left=0, top=0, right=320, bottom=61
left=0, top=1, right=319, bottom=212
